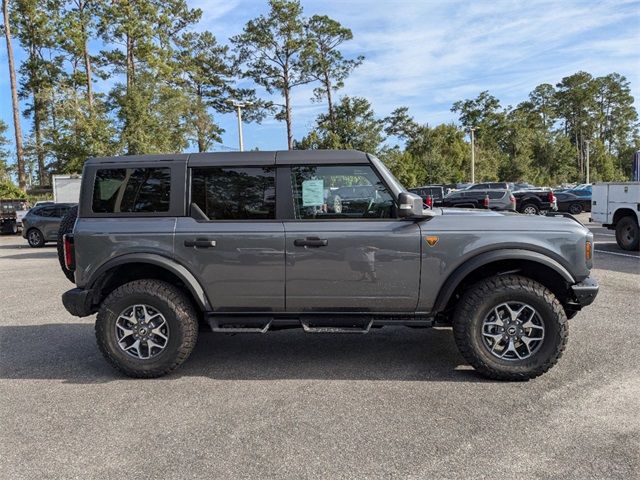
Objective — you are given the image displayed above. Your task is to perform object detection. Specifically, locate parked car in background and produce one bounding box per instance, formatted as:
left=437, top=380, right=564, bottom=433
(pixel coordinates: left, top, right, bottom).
left=22, top=203, right=76, bottom=247
left=591, top=182, right=639, bottom=251
left=466, top=182, right=510, bottom=190
left=408, top=185, right=445, bottom=207
left=555, top=192, right=591, bottom=214
left=513, top=189, right=557, bottom=215
left=442, top=189, right=516, bottom=211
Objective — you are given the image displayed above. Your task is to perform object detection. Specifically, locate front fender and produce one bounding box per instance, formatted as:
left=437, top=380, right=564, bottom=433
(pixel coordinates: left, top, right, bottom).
left=431, top=249, right=575, bottom=313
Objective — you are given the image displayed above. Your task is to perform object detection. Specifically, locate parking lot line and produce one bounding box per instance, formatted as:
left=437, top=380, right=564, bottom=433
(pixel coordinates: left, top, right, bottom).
left=594, top=249, right=640, bottom=259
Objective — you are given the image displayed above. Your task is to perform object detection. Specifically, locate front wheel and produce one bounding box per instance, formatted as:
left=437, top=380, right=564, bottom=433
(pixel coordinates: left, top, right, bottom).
left=615, top=216, right=639, bottom=251
left=95, top=280, right=198, bottom=378
left=453, top=275, right=568, bottom=381
left=27, top=228, right=45, bottom=247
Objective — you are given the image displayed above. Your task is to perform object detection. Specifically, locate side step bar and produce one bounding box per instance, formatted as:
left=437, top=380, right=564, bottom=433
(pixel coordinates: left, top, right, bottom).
left=204, top=314, right=432, bottom=334
left=300, top=318, right=373, bottom=334
left=206, top=316, right=273, bottom=333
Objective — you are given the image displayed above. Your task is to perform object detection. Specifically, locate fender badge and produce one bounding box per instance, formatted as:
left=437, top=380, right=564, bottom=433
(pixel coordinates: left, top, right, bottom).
left=425, top=236, right=439, bottom=247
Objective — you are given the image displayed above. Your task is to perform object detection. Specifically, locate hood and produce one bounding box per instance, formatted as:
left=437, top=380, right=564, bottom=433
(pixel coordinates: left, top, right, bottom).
left=434, top=208, right=588, bottom=233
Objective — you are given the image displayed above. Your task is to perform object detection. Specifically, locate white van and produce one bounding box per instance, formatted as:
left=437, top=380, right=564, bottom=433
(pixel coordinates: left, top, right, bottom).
left=591, top=182, right=640, bottom=251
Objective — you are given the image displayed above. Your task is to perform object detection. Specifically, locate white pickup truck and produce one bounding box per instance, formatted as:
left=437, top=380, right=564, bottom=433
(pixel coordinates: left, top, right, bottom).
left=591, top=182, right=640, bottom=251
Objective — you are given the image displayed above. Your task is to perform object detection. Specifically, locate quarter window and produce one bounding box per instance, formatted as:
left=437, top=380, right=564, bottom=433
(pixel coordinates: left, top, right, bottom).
left=291, top=165, right=395, bottom=219
left=92, top=168, right=171, bottom=213
left=191, top=167, right=276, bottom=220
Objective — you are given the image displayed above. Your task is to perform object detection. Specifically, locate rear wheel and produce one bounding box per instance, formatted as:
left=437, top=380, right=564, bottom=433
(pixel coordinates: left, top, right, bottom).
left=521, top=203, right=539, bottom=215
left=568, top=203, right=583, bottom=215
left=27, top=228, right=45, bottom=248
left=615, top=216, right=639, bottom=251
left=57, top=205, right=78, bottom=282
left=95, top=280, right=198, bottom=378
left=453, top=275, right=568, bottom=381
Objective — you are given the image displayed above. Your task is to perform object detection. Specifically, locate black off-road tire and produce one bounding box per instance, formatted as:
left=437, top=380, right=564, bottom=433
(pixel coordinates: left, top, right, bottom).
left=27, top=228, right=45, bottom=247
left=95, top=280, right=198, bottom=378
left=452, top=274, right=568, bottom=381
left=57, top=205, right=78, bottom=283
left=615, top=216, right=639, bottom=251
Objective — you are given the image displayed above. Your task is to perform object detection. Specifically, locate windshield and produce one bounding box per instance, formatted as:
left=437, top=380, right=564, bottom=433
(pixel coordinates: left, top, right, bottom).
left=369, top=155, right=405, bottom=194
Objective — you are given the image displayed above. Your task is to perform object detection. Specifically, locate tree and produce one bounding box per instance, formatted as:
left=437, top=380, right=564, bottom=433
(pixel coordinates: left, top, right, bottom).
left=302, top=15, right=363, bottom=128
left=2, top=0, right=26, bottom=189
left=233, top=0, right=310, bottom=149
left=12, top=0, right=63, bottom=186
left=296, top=96, right=384, bottom=152
left=98, top=0, right=201, bottom=154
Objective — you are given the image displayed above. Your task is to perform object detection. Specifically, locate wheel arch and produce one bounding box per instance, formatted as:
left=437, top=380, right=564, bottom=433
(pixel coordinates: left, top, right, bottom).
left=433, top=249, right=576, bottom=317
left=612, top=208, right=638, bottom=225
left=87, top=253, right=211, bottom=312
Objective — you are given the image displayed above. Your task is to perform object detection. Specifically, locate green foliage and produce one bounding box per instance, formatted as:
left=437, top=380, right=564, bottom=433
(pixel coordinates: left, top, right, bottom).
left=295, top=96, right=384, bottom=153
left=0, top=119, right=10, bottom=180
left=301, top=14, right=363, bottom=124
left=0, top=179, right=23, bottom=198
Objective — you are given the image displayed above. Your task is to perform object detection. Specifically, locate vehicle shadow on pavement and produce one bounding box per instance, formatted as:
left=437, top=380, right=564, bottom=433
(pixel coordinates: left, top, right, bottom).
left=0, top=324, right=489, bottom=383
left=1, top=250, right=58, bottom=260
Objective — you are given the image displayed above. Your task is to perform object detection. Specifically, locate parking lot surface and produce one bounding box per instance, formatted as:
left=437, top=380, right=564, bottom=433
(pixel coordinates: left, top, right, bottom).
left=1, top=214, right=638, bottom=479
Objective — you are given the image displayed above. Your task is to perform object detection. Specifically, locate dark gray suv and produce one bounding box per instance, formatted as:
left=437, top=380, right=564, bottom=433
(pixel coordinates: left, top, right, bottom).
left=22, top=203, right=76, bottom=247
left=60, top=150, right=598, bottom=380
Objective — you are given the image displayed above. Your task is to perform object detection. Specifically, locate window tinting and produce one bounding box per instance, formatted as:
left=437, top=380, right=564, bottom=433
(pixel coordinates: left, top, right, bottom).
left=92, top=168, right=171, bottom=213
left=191, top=167, right=276, bottom=220
left=291, top=165, right=394, bottom=220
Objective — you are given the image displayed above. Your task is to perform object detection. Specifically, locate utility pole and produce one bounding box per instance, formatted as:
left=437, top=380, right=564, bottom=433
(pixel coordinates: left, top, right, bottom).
left=585, top=139, right=590, bottom=184
left=466, top=126, right=477, bottom=183
left=233, top=101, right=251, bottom=152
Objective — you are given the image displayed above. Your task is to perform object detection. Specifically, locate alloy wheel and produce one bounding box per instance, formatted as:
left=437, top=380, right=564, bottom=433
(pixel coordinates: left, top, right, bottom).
left=481, top=302, right=545, bottom=361
left=115, top=304, right=170, bottom=359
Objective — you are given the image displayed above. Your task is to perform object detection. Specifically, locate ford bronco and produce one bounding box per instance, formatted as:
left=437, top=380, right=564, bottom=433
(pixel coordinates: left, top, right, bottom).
left=60, top=150, right=598, bottom=380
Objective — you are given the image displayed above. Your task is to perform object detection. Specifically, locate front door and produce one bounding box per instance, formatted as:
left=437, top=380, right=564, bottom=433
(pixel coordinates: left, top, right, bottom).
left=174, top=166, right=285, bottom=312
left=283, top=164, right=421, bottom=312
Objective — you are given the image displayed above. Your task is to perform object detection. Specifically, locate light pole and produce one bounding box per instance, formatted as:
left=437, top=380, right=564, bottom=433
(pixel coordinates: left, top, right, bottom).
left=585, top=139, right=590, bottom=184
left=466, top=126, right=477, bottom=183
left=232, top=101, right=251, bottom=151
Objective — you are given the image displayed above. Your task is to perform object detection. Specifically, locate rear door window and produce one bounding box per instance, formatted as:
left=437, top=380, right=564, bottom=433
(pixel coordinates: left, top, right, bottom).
left=191, top=167, right=276, bottom=220
left=92, top=168, right=171, bottom=213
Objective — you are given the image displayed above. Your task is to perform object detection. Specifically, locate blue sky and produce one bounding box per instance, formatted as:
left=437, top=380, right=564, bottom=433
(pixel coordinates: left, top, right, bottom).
left=1, top=0, right=639, bottom=156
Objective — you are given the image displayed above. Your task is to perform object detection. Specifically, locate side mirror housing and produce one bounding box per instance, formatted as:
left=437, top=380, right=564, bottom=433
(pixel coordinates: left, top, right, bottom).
left=397, top=192, right=430, bottom=219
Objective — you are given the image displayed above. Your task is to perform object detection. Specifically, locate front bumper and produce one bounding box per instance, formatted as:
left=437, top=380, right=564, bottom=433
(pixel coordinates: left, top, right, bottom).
left=571, top=276, right=599, bottom=307
left=62, top=288, right=95, bottom=317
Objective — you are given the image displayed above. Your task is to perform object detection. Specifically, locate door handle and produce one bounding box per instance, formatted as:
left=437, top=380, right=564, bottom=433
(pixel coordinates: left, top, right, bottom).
left=294, top=237, right=328, bottom=248
left=184, top=238, right=216, bottom=248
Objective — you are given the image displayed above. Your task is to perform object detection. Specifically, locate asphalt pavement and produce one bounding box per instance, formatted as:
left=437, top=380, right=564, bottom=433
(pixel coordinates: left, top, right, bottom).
left=0, top=215, right=638, bottom=479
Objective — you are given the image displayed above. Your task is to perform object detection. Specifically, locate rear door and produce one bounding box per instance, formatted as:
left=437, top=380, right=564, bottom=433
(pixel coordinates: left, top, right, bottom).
left=173, top=160, right=285, bottom=312
left=281, top=162, right=421, bottom=312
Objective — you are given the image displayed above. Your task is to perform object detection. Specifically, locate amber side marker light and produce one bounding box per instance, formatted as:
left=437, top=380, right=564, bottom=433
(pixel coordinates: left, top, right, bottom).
left=585, top=241, right=592, bottom=261
left=425, top=236, right=439, bottom=247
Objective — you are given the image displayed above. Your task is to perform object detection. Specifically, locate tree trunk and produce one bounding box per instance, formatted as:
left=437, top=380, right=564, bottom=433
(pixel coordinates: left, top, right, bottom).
left=2, top=0, right=27, bottom=190
left=324, top=69, right=334, bottom=129
left=284, top=85, right=293, bottom=150
left=82, top=28, right=93, bottom=109
left=32, top=90, right=47, bottom=185
left=126, top=33, right=134, bottom=91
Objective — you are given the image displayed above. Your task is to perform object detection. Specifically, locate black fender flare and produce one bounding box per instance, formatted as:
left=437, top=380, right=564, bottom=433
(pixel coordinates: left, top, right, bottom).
left=87, top=253, right=211, bottom=310
left=432, top=249, right=575, bottom=313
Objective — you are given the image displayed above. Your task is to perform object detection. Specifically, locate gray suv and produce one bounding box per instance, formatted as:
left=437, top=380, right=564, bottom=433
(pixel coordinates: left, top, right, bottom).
left=61, top=150, right=598, bottom=380
left=22, top=203, right=76, bottom=247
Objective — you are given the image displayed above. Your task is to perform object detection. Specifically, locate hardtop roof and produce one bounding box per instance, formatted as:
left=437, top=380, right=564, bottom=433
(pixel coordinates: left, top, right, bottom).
left=85, top=149, right=370, bottom=166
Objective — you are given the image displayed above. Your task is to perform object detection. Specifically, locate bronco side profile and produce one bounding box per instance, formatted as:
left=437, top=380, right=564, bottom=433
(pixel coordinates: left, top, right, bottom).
left=61, top=150, right=598, bottom=380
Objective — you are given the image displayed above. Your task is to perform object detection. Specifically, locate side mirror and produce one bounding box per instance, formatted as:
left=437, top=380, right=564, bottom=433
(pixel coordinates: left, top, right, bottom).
left=397, top=192, right=429, bottom=219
